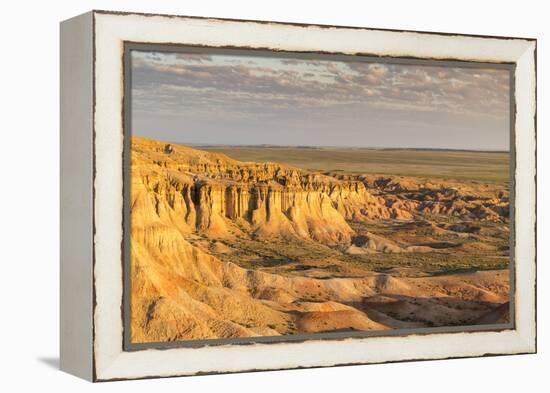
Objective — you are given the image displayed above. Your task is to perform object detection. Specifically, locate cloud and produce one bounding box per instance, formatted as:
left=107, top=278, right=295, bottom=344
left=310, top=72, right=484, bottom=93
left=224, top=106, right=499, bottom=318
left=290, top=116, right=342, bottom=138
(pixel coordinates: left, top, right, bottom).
left=174, top=53, right=212, bottom=63
left=130, top=50, right=510, bottom=149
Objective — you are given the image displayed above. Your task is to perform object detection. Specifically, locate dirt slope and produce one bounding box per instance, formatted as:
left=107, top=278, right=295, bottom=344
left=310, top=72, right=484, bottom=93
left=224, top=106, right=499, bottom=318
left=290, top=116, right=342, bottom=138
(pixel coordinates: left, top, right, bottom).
left=130, top=137, right=511, bottom=343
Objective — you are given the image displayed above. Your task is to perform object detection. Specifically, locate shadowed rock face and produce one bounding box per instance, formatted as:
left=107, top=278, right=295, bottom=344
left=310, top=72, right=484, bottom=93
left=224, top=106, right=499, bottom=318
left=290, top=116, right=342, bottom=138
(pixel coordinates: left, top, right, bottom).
left=131, top=137, right=418, bottom=246
left=133, top=138, right=509, bottom=243
left=130, top=137, right=510, bottom=343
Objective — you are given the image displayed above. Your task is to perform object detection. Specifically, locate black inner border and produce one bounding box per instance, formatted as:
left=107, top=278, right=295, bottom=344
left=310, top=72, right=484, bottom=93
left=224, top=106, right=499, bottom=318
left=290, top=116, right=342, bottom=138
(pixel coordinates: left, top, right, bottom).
left=121, top=42, right=517, bottom=352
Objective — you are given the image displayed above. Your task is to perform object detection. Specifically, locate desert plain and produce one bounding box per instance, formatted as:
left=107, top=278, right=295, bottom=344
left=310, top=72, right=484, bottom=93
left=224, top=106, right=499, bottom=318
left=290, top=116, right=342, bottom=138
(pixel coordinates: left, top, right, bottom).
left=129, top=136, right=511, bottom=344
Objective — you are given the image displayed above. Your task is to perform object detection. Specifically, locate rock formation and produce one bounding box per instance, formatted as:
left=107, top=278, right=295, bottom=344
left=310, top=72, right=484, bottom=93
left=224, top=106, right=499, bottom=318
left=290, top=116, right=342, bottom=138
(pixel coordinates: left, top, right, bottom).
left=131, top=137, right=416, bottom=246
left=129, top=137, right=510, bottom=343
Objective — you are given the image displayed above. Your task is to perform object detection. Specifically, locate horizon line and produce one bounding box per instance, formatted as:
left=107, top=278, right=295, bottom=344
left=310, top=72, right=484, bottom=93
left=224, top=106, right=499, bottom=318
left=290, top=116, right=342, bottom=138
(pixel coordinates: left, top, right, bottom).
left=193, top=143, right=510, bottom=153
left=132, top=135, right=510, bottom=153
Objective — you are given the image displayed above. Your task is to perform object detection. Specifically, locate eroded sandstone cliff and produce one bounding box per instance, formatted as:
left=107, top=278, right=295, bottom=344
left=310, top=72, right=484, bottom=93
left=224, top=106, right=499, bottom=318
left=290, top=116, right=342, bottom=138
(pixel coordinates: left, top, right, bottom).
left=130, top=137, right=510, bottom=343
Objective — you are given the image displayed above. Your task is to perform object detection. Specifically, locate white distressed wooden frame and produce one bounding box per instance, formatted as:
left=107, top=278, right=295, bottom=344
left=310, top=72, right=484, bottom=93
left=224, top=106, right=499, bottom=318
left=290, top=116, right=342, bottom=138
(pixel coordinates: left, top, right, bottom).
left=60, top=10, right=536, bottom=382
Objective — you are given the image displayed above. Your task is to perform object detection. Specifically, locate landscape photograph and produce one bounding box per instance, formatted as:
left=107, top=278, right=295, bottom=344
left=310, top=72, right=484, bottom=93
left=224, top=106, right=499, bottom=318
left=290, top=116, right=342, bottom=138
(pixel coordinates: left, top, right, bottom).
left=127, top=50, right=512, bottom=344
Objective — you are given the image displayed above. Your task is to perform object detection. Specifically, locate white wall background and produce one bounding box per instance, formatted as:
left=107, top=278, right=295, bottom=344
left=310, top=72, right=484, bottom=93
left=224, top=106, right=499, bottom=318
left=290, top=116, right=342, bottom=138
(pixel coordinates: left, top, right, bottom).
left=0, top=0, right=546, bottom=391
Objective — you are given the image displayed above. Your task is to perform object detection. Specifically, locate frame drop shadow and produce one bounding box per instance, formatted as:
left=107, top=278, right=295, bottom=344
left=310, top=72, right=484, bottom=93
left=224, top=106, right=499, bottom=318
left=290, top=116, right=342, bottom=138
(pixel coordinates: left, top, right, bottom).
left=37, top=357, right=59, bottom=370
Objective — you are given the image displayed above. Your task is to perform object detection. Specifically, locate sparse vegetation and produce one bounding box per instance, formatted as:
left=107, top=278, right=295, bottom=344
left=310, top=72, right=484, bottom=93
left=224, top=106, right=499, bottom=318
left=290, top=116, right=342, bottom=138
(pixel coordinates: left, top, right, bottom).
left=131, top=137, right=511, bottom=343
left=202, top=146, right=510, bottom=182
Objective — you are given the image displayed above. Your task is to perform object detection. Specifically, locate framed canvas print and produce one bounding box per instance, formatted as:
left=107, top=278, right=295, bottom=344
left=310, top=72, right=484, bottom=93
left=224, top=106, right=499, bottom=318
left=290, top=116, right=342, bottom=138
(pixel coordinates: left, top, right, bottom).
left=60, top=10, right=537, bottom=382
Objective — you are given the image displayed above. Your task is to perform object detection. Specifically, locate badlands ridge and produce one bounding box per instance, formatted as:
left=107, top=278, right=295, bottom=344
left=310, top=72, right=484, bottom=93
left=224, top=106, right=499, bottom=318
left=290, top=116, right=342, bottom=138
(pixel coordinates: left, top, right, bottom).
left=130, top=137, right=510, bottom=343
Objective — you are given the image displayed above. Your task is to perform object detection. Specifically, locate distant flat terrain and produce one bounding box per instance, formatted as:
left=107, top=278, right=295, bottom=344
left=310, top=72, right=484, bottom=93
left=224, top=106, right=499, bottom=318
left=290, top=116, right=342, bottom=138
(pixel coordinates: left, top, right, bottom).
left=200, top=146, right=510, bottom=183
left=130, top=137, right=511, bottom=343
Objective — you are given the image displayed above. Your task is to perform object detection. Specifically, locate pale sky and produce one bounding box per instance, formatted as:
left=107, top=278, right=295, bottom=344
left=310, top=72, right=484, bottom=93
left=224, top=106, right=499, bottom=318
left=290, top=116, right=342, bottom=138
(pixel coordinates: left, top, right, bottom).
left=131, top=50, right=511, bottom=150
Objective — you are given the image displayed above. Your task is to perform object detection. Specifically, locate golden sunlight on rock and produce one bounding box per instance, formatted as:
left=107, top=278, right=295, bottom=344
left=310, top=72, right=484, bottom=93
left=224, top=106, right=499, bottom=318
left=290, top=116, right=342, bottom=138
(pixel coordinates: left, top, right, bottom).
left=130, top=137, right=510, bottom=344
